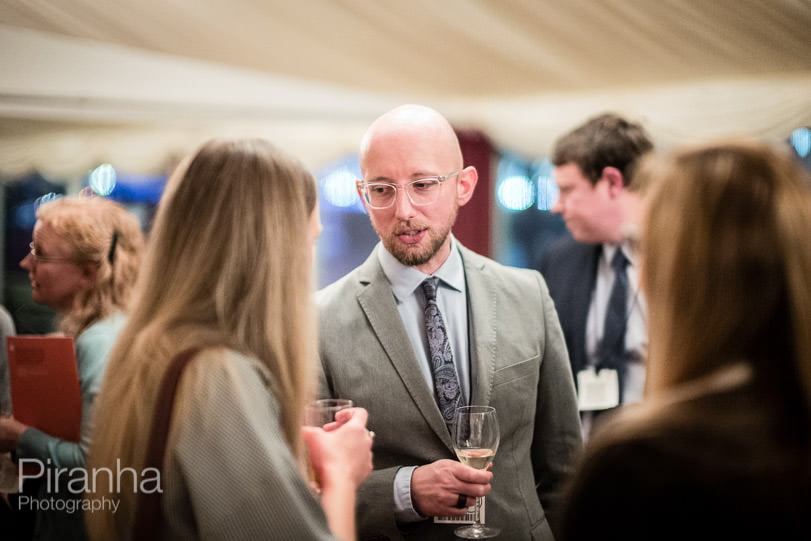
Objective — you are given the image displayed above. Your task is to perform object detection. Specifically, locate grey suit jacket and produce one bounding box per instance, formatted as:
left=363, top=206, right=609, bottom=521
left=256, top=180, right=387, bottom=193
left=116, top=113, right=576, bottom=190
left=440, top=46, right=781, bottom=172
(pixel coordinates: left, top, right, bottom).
left=317, top=243, right=582, bottom=541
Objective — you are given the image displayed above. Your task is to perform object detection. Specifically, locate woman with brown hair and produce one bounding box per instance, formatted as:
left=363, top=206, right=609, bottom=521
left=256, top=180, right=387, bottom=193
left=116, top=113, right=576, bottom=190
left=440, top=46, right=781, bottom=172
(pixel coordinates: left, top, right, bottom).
left=558, top=140, right=811, bottom=540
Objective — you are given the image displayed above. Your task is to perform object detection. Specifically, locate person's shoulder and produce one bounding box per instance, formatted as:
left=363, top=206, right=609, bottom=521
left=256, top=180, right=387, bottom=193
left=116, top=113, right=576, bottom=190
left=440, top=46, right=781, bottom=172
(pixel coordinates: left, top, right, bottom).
left=81, top=312, right=127, bottom=337
left=0, top=305, right=15, bottom=334
left=173, top=348, right=285, bottom=461
left=316, top=264, right=365, bottom=306
left=191, top=347, right=270, bottom=382
left=573, top=419, right=686, bottom=493
left=184, top=347, right=277, bottom=408
left=76, top=313, right=127, bottom=354
left=316, top=250, right=381, bottom=307
left=541, top=235, right=597, bottom=263
left=537, top=236, right=600, bottom=282
left=459, top=246, right=544, bottom=290
left=460, top=245, right=532, bottom=274
left=585, top=395, right=750, bottom=474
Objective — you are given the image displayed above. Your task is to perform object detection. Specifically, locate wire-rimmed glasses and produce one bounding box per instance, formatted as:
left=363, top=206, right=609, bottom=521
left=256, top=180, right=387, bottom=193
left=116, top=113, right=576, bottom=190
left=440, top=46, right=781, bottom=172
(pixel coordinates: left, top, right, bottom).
left=357, top=170, right=461, bottom=209
left=28, top=243, right=72, bottom=264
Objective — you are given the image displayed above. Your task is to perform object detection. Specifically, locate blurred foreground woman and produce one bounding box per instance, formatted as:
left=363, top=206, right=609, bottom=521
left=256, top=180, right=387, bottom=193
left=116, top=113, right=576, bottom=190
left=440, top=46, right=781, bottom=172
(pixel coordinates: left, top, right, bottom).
left=558, top=140, right=811, bottom=540
left=87, top=139, right=373, bottom=540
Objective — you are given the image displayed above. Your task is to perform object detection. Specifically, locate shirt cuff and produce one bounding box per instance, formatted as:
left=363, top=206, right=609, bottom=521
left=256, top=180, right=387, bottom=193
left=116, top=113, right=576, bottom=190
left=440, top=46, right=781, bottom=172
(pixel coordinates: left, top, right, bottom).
left=393, top=466, right=426, bottom=523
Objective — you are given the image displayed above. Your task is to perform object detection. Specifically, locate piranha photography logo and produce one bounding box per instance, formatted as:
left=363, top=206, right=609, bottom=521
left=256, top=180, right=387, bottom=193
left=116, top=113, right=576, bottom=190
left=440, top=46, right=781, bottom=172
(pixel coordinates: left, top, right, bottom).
left=15, top=458, right=161, bottom=515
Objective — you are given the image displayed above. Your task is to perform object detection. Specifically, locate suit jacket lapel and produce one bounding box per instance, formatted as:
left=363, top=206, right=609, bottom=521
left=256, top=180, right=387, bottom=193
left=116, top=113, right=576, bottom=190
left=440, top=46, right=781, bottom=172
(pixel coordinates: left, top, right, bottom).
left=355, top=248, right=453, bottom=448
left=459, top=246, right=496, bottom=408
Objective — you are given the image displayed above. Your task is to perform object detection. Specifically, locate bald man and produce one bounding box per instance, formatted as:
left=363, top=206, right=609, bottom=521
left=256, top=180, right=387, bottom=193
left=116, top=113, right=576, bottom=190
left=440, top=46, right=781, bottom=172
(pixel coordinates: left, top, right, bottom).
left=317, top=105, right=582, bottom=540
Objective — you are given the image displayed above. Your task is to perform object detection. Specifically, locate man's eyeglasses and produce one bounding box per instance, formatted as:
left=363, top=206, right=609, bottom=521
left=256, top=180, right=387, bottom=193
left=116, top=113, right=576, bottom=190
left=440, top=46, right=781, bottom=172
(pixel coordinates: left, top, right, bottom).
left=357, top=170, right=461, bottom=210
left=28, top=243, right=72, bottom=264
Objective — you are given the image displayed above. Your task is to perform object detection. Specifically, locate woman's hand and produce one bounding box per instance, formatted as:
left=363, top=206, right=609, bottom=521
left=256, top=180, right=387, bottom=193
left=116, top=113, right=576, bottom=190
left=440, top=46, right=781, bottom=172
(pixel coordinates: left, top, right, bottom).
left=302, top=408, right=373, bottom=541
left=302, top=407, right=373, bottom=491
left=0, top=416, right=27, bottom=453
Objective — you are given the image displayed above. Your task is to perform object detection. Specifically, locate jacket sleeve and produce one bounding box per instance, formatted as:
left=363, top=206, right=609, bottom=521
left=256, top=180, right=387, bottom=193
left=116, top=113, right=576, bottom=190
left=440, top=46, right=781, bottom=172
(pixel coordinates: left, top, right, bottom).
left=530, top=272, right=583, bottom=525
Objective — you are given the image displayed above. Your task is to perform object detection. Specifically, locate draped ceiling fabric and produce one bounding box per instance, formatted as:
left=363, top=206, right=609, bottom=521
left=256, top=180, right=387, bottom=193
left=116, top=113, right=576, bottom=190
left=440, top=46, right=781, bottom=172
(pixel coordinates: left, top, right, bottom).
left=0, top=0, right=810, bottom=178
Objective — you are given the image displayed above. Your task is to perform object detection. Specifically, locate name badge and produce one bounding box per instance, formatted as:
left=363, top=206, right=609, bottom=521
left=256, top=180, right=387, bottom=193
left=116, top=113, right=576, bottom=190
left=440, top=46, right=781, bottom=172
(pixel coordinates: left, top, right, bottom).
left=434, top=498, right=484, bottom=524
left=577, top=368, right=619, bottom=411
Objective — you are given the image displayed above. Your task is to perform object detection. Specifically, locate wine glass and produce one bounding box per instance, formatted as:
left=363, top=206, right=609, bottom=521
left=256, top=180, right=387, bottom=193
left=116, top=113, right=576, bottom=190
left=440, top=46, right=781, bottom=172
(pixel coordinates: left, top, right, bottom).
left=305, top=398, right=353, bottom=427
left=452, top=405, right=500, bottom=539
left=304, top=398, right=353, bottom=490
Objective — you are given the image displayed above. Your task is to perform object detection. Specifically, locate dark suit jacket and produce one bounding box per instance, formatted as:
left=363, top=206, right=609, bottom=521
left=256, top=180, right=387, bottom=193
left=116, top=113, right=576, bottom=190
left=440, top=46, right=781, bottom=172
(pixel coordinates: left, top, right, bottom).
left=317, top=243, right=582, bottom=541
left=536, top=236, right=601, bottom=379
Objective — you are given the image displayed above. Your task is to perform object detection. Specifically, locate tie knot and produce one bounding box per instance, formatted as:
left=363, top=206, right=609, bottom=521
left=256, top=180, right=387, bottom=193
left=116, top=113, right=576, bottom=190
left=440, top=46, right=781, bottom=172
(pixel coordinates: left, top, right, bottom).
left=611, top=249, right=629, bottom=272
left=421, top=277, right=439, bottom=302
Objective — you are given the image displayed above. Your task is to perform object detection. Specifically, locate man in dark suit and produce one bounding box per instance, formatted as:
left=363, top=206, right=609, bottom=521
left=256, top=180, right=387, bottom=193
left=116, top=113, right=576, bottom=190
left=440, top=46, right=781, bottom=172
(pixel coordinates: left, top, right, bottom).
left=318, top=104, right=582, bottom=540
left=537, top=113, right=653, bottom=438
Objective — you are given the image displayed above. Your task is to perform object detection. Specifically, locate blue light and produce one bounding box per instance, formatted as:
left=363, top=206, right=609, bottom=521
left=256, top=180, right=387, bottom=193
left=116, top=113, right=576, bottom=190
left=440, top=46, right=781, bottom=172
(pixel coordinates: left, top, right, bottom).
left=322, top=167, right=359, bottom=208
left=13, top=193, right=62, bottom=229
left=35, top=192, right=62, bottom=207
left=791, top=127, right=811, bottom=158
left=497, top=175, right=535, bottom=211
left=89, top=164, right=117, bottom=196
left=533, top=159, right=558, bottom=211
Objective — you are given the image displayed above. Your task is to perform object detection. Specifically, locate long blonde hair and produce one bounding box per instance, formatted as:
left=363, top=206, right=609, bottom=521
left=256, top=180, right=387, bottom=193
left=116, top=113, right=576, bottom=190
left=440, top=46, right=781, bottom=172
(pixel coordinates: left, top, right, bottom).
left=35, top=196, right=144, bottom=336
left=637, top=140, right=811, bottom=424
left=86, top=138, right=318, bottom=538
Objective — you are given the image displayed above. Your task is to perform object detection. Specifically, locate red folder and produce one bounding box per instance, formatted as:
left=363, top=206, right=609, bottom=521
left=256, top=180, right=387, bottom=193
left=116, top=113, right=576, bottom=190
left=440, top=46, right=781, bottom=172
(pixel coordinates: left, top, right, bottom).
left=7, top=336, right=82, bottom=443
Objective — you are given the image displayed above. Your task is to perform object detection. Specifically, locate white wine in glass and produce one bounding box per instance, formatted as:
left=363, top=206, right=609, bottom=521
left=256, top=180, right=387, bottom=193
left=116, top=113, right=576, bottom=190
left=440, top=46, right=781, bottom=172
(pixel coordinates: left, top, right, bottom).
left=456, top=448, right=496, bottom=470
left=453, top=405, right=500, bottom=539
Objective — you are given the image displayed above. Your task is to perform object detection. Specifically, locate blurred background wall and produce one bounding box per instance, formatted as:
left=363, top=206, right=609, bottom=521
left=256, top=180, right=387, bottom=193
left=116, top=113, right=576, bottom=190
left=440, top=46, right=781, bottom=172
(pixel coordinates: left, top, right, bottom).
left=1, top=0, right=810, bottom=332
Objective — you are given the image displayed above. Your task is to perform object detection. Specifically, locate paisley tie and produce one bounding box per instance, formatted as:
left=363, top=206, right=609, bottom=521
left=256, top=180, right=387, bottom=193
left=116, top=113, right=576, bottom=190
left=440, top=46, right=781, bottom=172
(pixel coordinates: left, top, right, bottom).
left=422, top=278, right=463, bottom=431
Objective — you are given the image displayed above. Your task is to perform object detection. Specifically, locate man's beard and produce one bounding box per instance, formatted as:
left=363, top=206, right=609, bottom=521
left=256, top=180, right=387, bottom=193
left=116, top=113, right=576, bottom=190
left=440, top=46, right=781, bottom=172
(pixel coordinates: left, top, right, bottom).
left=381, top=220, right=452, bottom=267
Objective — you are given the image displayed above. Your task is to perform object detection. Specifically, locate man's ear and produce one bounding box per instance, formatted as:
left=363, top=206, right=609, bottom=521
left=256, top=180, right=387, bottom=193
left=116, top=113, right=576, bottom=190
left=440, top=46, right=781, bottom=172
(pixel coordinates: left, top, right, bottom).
left=456, top=166, right=478, bottom=207
left=356, top=181, right=371, bottom=212
left=601, top=166, right=626, bottom=198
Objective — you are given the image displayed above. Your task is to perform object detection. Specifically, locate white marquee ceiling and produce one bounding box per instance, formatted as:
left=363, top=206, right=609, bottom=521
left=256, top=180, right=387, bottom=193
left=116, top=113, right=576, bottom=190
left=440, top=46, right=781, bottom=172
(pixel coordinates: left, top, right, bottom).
left=1, top=0, right=810, bottom=177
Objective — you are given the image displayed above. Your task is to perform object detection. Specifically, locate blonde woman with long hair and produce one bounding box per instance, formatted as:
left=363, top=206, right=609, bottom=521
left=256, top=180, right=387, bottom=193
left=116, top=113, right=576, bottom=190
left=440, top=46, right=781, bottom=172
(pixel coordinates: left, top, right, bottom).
left=86, top=138, right=373, bottom=541
left=0, top=195, right=144, bottom=540
left=558, top=140, right=811, bottom=540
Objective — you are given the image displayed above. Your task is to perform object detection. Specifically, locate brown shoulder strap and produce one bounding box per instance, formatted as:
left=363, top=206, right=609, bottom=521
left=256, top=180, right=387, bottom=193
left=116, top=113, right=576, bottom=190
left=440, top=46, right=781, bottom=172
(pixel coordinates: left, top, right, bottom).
left=132, top=348, right=200, bottom=541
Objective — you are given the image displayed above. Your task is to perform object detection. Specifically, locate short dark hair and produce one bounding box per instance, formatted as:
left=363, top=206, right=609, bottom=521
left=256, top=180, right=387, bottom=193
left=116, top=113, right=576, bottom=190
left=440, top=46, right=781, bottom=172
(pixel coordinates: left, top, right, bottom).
left=551, top=113, right=654, bottom=186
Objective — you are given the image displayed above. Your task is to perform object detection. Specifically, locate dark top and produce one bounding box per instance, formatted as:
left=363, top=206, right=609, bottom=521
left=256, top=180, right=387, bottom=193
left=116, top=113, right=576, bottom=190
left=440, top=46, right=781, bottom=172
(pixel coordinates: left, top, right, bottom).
left=557, top=372, right=811, bottom=540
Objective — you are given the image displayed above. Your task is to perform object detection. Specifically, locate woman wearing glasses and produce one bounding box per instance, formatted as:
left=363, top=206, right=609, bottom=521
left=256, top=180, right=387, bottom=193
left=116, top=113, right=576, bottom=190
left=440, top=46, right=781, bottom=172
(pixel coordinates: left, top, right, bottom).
left=0, top=195, right=144, bottom=541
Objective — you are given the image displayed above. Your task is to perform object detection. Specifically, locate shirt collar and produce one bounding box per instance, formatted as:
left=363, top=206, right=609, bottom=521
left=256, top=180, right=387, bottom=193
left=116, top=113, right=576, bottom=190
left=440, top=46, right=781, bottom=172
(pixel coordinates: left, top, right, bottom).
left=377, top=236, right=465, bottom=303
left=602, top=240, right=637, bottom=267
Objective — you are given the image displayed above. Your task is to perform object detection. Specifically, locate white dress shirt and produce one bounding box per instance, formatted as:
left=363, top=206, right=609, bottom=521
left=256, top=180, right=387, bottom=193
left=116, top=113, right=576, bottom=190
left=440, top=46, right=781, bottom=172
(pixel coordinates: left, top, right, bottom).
left=580, top=242, right=647, bottom=438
